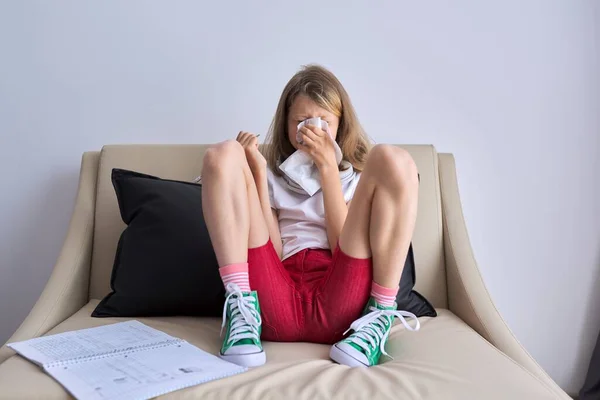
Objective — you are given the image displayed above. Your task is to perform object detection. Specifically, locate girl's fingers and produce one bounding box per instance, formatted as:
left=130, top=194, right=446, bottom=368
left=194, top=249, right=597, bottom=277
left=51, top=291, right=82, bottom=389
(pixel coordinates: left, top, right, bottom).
left=236, top=131, right=244, bottom=142
left=300, top=126, right=319, bottom=142
left=237, top=131, right=259, bottom=147
left=300, top=132, right=316, bottom=148
left=304, top=124, right=325, bottom=137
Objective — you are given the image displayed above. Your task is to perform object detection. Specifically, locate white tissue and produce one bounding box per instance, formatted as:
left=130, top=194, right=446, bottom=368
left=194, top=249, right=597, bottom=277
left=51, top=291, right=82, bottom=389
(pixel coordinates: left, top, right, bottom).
left=296, top=117, right=329, bottom=144
left=279, top=117, right=343, bottom=196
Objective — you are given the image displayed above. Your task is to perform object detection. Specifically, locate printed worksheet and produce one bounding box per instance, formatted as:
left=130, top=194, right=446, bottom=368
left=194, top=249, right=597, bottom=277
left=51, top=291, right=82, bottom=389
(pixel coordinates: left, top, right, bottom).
left=8, top=321, right=246, bottom=399
left=48, top=341, right=242, bottom=400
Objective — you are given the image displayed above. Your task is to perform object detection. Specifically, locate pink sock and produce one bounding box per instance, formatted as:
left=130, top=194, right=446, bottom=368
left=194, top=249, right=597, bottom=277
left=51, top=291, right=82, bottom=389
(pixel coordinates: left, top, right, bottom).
left=219, top=263, right=250, bottom=292
left=371, top=281, right=398, bottom=307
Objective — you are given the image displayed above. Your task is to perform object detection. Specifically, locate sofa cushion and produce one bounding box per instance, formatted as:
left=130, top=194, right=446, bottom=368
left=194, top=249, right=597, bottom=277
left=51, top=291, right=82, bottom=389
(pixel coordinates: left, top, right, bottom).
left=92, top=169, right=223, bottom=317
left=0, top=301, right=562, bottom=400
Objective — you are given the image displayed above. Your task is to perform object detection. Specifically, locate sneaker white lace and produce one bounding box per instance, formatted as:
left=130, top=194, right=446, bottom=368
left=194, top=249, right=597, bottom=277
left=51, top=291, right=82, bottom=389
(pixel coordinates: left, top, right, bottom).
left=221, top=283, right=262, bottom=346
left=343, top=306, right=420, bottom=359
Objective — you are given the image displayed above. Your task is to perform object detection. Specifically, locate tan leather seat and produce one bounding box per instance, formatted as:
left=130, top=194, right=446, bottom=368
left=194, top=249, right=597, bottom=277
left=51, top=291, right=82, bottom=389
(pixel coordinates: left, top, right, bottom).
left=0, top=145, right=570, bottom=399
left=0, top=301, right=560, bottom=399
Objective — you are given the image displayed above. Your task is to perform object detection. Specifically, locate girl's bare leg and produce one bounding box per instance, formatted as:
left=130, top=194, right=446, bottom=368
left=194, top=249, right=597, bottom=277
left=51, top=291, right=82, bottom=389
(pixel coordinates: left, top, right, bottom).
left=339, top=144, right=419, bottom=292
left=201, top=140, right=269, bottom=267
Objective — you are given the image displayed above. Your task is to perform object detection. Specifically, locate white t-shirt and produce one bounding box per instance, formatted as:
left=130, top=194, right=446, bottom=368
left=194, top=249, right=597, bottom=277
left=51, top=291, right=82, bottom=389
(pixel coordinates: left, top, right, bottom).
left=267, top=163, right=361, bottom=260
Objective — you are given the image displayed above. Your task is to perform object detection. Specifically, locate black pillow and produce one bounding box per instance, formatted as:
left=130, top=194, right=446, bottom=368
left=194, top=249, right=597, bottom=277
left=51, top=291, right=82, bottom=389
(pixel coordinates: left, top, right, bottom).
left=397, top=244, right=437, bottom=317
left=93, top=169, right=224, bottom=317
left=93, top=168, right=436, bottom=318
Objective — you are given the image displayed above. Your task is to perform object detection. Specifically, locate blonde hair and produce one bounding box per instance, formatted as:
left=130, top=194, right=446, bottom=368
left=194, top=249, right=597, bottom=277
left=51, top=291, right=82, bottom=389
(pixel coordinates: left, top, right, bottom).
left=264, top=64, right=371, bottom=175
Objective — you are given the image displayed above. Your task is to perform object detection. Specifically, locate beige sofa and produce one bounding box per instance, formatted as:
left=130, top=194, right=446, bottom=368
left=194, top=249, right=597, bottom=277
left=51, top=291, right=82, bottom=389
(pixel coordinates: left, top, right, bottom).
left=0, top=145, right=569, bottom=399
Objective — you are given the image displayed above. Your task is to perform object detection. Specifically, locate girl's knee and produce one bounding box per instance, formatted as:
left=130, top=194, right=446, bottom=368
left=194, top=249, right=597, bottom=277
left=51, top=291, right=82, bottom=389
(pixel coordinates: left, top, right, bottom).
left=203, top=140, right=245, bottom=173
left=210, top=140, right=244, bottom=159
left=367, top=145, right=418, bottom=186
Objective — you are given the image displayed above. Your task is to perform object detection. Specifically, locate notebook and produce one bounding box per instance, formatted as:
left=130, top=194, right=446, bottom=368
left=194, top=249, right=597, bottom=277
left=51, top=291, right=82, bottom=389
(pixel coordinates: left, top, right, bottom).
left=8, top=320, right=246, bottom=400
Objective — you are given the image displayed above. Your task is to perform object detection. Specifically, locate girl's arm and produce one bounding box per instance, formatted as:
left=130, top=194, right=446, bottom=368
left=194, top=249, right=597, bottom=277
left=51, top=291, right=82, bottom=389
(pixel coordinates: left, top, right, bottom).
left=255, top=169, right=283, bottom=259
left=320, top=166, right=348, bottom=250
left=297, top=124, right=349, bottom=250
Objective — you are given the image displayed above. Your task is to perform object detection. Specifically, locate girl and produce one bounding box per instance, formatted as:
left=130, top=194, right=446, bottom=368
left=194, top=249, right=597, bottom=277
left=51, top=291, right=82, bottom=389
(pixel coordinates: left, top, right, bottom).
left=201, top=65, right=420, bottom=368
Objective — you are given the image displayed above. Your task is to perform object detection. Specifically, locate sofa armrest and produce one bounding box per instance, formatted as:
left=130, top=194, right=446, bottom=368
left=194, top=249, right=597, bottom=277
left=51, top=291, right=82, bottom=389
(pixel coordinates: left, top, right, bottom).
left=0, top=152, right=99, bottom=364
left=438, top=153, right=568, bottom=398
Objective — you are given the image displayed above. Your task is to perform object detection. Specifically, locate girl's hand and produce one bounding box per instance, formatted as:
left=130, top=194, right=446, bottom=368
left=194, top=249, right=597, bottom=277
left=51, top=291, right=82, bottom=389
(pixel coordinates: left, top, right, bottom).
left=236, top=131, right=266, bottom=175
left=298, top=124, right=338, bottom=172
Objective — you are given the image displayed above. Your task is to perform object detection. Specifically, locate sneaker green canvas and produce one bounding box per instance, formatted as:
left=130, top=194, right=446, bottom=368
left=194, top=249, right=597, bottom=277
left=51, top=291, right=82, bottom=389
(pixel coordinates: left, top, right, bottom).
left=219, top=283, right=266, bottom=367
left=330, top=297, right=420, bottom=367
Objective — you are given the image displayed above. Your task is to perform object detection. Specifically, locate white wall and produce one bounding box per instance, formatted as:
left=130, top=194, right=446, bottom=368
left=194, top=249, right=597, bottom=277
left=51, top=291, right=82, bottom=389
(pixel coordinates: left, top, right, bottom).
left=1, top=0, right=598, bottom=393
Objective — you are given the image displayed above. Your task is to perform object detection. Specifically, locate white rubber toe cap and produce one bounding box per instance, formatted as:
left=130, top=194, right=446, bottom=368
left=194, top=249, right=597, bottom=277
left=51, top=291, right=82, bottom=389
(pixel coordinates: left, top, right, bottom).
left=330, top=343, right=369, bottom=367
left=220, top=349, right=266, bottom=368
left=222, top=344, right=262, bottom=355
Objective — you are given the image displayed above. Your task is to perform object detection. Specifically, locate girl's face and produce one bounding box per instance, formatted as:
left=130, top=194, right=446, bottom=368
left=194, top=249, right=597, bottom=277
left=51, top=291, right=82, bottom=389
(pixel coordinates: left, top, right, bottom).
left=287, top=94, right=340, bottom=150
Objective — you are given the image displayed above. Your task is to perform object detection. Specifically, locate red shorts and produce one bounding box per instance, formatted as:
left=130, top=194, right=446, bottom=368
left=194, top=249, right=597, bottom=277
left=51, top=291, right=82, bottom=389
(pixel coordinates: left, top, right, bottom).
left=248, top=241, right=372, bottom=344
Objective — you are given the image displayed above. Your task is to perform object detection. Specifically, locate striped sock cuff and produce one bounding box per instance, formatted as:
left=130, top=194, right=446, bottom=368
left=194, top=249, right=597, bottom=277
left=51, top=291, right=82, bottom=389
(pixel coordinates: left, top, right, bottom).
left=371, top=281, right=398, bottom=307
left=220, top=263, right=250, bottom=292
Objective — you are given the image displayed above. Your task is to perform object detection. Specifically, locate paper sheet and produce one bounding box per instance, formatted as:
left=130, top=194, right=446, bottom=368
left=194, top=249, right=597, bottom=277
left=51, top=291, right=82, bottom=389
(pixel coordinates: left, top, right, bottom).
left=8, top=321, right=175, bottom=366
left=47, top=341, right=245, bottom=400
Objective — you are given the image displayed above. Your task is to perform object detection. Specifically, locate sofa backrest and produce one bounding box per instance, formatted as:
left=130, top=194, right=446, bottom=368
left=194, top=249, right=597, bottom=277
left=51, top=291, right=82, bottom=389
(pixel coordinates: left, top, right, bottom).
left=88, top=144, right=447, bottom=308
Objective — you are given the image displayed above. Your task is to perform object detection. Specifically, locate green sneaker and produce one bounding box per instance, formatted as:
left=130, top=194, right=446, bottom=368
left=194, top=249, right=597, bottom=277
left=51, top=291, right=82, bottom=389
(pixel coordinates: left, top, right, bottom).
left=219, top=283, right=266, bottom=367
left=330, top=297, right=420, bottom=367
